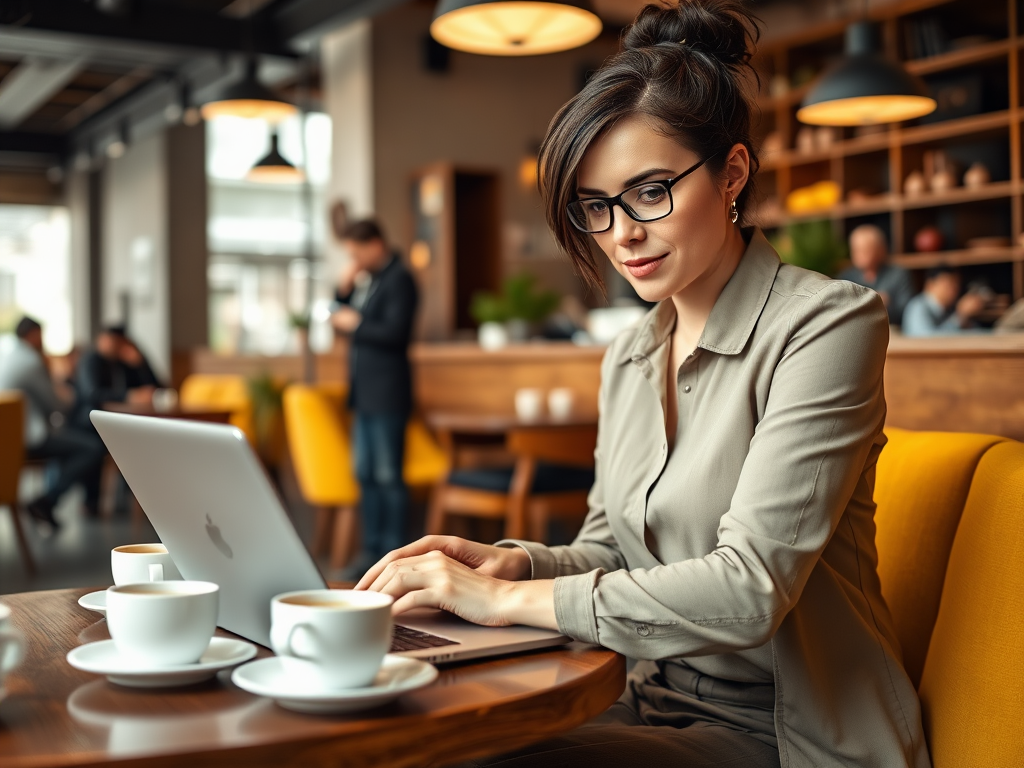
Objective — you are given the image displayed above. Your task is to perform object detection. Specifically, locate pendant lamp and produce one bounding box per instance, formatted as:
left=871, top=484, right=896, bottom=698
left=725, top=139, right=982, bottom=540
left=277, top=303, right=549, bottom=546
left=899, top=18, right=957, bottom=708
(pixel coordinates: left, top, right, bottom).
left=797, top=21, right=936, bottom=126
left=430, top=0, right=602, bottom=56
left=247, top=131, right=305, bottom=183
left=201, top=58, right=298, bottom=123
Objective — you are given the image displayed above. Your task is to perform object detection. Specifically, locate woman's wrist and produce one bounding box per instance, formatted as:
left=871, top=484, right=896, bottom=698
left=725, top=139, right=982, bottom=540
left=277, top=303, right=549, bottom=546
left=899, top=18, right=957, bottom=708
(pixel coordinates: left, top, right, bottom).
left=500, top=545, right=533, bottom=581
left=498, top=579, right=558, bottom=630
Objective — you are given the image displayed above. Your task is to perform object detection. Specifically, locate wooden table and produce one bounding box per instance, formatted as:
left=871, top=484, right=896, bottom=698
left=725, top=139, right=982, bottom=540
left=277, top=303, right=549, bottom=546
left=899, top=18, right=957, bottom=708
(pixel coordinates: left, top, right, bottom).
left=101, top=403, right=234, bottom=425
left=0, top=588, right=624, bottom=768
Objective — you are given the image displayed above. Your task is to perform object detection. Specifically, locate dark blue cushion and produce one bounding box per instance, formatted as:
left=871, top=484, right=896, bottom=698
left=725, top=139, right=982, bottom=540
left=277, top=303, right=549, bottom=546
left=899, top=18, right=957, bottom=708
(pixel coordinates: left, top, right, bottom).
left=448, top=462, right=594, bottom=494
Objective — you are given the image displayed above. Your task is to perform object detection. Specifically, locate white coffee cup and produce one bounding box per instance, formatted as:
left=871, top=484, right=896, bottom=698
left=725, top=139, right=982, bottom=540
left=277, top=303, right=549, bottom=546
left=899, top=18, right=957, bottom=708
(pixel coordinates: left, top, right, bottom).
left=152, top=388, right=179, bottom=413
left=547, top=388, right=575, bottom=421
left=270, top=589, right=393, bottom=689
left=0, top=603, right=25, bottom=701
left=111, top=543, right=182, bottom=586
left=514, top=388, right=544, bottom=422
left=106, top=581, right=219, bottom=667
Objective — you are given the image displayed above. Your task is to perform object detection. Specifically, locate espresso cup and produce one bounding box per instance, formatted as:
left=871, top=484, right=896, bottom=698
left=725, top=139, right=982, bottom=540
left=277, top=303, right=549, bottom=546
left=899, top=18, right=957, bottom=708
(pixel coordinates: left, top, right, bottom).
left=514, top=388, right=544, bottom=422
left=547, top=388, right=575, bottom=421
left=0, top=603, right=25, bottom=700
left=111, top=543, right=182, bottom=586
left=106, top=581, right=219, bottom=667
left=270, top=590, right=393, bottom=689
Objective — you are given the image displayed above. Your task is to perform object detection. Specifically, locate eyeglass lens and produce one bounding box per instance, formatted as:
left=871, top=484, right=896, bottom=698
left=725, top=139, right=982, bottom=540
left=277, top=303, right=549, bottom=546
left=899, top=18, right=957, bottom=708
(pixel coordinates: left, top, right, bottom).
left=568, top=181, right=673, bottom=234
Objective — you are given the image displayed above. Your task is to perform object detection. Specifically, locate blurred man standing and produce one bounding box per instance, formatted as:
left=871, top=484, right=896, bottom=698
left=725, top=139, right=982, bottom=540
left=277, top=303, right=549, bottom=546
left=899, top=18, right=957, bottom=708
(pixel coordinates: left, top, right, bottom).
left=838, top=224, right=915, bottom=326
left=0, top=317, right=105, bottom=529
left=331, top=219, right=418, bottom=579
left=903, top=267, right=987, bottom=336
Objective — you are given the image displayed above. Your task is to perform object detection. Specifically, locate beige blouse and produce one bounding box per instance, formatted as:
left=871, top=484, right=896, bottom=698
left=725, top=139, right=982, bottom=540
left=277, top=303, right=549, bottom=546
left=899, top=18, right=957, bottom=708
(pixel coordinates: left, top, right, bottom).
left=504, top=230, right=931, bottom=768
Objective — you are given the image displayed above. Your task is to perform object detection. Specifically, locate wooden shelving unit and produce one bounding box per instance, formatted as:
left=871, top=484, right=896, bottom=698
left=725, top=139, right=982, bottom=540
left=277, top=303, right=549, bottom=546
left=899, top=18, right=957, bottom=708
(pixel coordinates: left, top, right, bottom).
left=751, top=0, right=1024, bottom=299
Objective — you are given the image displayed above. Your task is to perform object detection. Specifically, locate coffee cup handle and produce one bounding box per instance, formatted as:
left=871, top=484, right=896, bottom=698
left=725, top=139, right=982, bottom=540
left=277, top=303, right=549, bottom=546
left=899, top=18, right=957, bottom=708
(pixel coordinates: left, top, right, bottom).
left=148, top=563, right=164, bottom=581
left=284, top=623, right=316, bottom=660
left=0, top=630, right=25, bottom=674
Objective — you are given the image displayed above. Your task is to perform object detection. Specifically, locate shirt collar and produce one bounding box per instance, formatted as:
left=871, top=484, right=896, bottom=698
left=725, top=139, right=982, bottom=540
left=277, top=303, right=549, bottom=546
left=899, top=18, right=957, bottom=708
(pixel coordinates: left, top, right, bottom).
left=618, top=228, right=781, bottom=364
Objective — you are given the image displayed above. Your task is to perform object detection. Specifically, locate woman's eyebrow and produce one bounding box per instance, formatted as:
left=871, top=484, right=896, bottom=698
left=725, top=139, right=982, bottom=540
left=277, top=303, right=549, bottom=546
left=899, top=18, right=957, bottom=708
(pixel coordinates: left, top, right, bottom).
left=576, top=167, right=676, bottom=196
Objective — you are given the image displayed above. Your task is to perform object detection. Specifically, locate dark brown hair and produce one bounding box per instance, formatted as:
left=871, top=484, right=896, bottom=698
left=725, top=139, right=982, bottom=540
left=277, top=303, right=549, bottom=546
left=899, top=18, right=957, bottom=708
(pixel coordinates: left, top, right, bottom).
left=343, top=218, right=386, bottom=244
left=539, top=0, right=761, bottom=288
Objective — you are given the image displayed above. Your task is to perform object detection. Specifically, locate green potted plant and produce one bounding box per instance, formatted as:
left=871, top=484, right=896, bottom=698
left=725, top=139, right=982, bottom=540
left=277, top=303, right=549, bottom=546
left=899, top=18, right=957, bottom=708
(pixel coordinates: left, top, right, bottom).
left=288, top=311, right=311, bottom=353
left=470, top=290, right=511, bottom=350
left=770, top=219, right=847, bottom=276
left=247, top=372, right=286, bottom=468
left=471, top=273, right=560, bottom=347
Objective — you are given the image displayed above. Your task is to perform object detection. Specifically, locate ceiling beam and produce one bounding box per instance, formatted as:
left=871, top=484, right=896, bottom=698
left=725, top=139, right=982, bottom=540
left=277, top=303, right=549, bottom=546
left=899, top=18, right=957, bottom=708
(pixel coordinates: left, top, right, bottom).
left=273, top=0, right=410, bottom=45
left=0, top=0, right=296, bottom=58
left=0, top=130, right=65, bottom=156
left=0, top=56, right=87, bottom=129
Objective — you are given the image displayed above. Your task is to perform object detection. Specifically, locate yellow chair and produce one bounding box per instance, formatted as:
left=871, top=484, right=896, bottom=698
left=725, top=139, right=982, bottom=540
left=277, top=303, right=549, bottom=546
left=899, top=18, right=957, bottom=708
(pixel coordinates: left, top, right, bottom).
left=917, top=440, right=1024, bottom=768
left=179, top=374, right=256, bottom=445
left=283, top=382, right=449, bottom=570
left=874, top=430, right=1024, bottom=767
left=873, top=428, right=1005, bottom=685
left=0, top=392, right=35, bottom=573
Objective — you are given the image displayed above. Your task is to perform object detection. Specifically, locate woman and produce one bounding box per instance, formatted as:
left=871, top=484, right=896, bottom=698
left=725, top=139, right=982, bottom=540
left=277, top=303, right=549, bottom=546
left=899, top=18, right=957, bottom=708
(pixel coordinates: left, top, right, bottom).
left=357, top=2, right=930, bottom=765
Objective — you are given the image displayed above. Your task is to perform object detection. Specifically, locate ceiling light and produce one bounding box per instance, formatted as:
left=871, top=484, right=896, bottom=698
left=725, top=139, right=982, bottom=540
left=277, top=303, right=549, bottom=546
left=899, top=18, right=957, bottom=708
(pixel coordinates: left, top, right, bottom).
left=246, top=131, right=304, bottom=184
left=431, top=0, right=602, bottom=56
left=201, top=59, right=297, bottom=123
left=797, top=21, right=936, bottom=126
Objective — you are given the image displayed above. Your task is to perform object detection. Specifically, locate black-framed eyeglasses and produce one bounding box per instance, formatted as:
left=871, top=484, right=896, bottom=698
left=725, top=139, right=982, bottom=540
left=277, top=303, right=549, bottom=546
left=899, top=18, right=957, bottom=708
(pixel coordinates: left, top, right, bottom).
left=567, top=154, right=714, bottom=234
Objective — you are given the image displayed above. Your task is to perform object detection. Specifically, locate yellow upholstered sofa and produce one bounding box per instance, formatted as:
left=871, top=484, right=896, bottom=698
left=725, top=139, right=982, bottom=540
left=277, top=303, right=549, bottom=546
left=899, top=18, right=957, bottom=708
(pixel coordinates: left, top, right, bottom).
left=873, top=428, right=1023, bottom=768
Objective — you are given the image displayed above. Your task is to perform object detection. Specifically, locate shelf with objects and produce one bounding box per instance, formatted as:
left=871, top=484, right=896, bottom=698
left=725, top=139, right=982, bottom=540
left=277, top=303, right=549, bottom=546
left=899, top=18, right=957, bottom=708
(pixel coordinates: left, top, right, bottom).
left=749, top=0, right=1023, bottom=316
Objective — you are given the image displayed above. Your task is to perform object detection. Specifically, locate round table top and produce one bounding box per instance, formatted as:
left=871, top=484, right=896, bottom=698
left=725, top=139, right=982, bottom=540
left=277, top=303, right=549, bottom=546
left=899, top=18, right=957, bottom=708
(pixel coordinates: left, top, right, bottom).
left=426, top=411, right=599, bottom=435
left=0, top=587, right=624, bottom=768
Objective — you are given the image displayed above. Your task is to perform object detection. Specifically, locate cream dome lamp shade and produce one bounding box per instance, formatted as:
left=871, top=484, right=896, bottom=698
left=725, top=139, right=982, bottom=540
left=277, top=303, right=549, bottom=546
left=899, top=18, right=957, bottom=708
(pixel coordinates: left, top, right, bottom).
left=201, top=59, right=298, bottom=123
left=797, top=21, right=936, bottom=126
left=246, top=131, right=305, bottom=183
left=430, top=0, right=602, bottom=56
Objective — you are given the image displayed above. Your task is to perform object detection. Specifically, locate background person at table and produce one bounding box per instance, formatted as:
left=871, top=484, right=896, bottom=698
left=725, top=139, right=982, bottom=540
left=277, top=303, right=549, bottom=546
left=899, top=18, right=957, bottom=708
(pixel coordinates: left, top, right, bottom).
left=0, top=316, right=105, bottom=529
left=330, top=219, right=418, bottom=579
left=837, top=223, right=915, bottom=325
left=902, top=266, right=988, bottom=337
left=356, top=3, right=929, bottom=767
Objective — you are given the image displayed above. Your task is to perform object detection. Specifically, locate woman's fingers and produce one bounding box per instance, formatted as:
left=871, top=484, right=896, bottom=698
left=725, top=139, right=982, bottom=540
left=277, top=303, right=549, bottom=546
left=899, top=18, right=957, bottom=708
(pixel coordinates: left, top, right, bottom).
left=354, top=537, right=451, bottom=589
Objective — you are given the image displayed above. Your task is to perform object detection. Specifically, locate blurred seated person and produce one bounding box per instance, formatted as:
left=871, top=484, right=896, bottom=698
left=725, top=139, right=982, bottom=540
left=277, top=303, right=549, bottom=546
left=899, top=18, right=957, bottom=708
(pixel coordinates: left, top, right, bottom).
left=0, top=317, right=105, bottom=529
left=902, top=267, right=988, bottom=337
left=837, top=224, right=915, bottom=326
left=72, top=326, right=160, bottom=430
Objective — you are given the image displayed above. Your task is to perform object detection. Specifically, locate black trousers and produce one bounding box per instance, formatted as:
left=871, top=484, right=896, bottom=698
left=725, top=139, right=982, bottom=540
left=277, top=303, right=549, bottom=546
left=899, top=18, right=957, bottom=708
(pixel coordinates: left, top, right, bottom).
left=462, top=660, right=781, bottom=768
left=27, top=427, right=106, bottom=508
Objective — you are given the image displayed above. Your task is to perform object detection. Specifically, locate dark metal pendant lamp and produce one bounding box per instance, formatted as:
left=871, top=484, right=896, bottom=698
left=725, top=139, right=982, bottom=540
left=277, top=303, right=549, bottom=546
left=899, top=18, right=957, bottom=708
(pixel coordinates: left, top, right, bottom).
left=201, top=58, right=298, bottom=123
left=246, top=131, right=304, bottom=183
left=797, top=20, right=936, bottom=126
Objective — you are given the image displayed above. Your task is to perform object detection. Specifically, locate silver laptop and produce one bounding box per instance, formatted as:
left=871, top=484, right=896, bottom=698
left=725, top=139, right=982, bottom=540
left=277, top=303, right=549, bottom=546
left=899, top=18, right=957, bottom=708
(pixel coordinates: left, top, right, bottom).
left=90, top=410, right=570, bottom=663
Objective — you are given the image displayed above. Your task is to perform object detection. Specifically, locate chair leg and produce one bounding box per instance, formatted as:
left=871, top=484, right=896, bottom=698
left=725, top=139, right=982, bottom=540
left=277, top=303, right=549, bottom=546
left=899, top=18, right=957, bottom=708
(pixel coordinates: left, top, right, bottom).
left=425, top=487, right=448, bottom=536
left=312, top=506, right=335, bottom=558
left=11, top=506, right=36, bottom=575
left=329, top=506, right=359, bottom=572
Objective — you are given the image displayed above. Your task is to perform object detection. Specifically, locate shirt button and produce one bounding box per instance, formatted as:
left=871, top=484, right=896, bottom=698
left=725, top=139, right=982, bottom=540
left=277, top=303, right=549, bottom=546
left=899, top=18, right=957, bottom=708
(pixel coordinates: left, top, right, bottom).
left=636, top=624, right=651, bottom=637
left=683, top=385, right=692, bottom=393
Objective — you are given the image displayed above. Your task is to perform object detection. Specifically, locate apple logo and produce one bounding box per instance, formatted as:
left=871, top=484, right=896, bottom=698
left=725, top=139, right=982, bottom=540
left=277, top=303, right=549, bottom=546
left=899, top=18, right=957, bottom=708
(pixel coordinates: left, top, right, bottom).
left=205, top=514, right=234, bottom=559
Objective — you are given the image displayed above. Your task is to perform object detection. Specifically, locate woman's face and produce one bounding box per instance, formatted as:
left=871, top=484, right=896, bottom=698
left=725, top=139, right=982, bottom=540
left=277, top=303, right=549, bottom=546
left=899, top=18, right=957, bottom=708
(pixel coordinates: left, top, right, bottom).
left=575, top=114, right=741, bottom=303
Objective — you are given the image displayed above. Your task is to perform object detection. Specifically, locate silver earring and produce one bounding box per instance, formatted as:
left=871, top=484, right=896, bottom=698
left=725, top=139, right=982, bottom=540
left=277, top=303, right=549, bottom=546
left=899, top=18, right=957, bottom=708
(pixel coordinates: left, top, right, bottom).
left=729, top=199, right=739, bottom=224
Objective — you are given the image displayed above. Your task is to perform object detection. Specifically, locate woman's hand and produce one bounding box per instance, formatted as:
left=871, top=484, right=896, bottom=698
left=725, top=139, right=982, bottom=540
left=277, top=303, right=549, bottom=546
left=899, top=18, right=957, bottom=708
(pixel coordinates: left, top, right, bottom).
left=354, top=537, right=556, bottom=630
left=356, top=536, right=531, bottom=586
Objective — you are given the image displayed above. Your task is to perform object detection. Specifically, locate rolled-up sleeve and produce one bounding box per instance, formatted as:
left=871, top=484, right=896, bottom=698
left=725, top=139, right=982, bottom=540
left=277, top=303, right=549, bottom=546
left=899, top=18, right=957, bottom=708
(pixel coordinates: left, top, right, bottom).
left=547, top=282, right=889, bottom=658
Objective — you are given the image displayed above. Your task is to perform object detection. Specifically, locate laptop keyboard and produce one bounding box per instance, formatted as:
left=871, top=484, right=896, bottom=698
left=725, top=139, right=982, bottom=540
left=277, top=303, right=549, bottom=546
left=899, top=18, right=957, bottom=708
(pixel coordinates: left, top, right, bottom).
left=390, top=624, right=459, bottom=653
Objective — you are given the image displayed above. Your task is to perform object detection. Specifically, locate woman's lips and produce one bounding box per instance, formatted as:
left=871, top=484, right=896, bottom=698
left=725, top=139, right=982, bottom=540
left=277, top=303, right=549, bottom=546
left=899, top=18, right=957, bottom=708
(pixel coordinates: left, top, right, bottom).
left=622, top=254, right=667, bottom=278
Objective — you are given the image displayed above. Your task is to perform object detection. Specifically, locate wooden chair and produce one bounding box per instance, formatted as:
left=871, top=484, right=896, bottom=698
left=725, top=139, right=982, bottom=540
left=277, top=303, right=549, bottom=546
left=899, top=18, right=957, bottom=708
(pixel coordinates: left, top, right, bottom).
left=0, top=392, right=35, bottom=573
left=426, top=424, right=597, bottom=542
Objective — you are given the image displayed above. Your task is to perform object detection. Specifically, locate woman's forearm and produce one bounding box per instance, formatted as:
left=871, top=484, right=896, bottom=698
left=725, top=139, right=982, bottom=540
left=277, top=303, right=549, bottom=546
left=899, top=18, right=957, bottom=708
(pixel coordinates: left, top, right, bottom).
left=500, top=579, right=558, bottom=630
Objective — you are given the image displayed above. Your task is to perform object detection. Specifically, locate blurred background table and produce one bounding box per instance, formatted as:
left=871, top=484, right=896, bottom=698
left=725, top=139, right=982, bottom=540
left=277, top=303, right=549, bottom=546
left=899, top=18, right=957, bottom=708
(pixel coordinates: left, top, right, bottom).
left=0, top=587, right=624, bottom=768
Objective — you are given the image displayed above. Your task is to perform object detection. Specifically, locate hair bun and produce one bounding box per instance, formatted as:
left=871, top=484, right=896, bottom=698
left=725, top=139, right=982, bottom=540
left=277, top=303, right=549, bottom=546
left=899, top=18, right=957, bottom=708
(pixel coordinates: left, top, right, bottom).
left=622, top=0, right=756, bottom=66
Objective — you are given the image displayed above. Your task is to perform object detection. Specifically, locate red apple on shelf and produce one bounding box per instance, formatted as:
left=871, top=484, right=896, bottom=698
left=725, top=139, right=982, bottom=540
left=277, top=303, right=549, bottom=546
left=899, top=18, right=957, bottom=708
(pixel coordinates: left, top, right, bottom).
left=914, top=226, right=944, bottom=253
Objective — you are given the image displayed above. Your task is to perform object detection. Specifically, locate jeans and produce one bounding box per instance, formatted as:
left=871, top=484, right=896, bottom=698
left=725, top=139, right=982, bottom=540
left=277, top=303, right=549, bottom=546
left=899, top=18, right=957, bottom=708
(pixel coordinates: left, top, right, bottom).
left=27, top=427, right=106, bottom=509
left=353, top=412, right=409, bottom=560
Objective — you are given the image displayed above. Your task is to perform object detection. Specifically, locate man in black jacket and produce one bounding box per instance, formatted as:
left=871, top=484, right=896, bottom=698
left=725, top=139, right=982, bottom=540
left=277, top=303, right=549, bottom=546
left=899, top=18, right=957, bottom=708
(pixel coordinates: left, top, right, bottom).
left=331, top=219, right=418, bottom=578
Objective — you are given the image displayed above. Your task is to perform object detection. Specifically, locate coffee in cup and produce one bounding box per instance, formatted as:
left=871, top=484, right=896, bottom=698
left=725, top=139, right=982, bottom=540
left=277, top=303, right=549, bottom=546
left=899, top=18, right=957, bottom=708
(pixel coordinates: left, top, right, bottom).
left=270, top=589, right=393, bottom=689
left=111, top=543, right=182, bottom=586
left=106, top=581, right=219, bottom=666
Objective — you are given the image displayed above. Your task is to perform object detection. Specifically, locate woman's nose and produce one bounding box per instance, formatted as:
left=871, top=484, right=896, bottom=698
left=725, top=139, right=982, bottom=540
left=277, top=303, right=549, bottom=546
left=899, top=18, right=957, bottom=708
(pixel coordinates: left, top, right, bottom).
left=610, top=205, right=645, bottom=246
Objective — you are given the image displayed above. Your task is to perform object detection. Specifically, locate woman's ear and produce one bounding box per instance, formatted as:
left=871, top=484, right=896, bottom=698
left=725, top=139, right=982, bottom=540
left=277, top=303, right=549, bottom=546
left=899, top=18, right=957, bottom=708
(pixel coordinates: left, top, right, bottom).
left=723, top=143, right=750, bottom=201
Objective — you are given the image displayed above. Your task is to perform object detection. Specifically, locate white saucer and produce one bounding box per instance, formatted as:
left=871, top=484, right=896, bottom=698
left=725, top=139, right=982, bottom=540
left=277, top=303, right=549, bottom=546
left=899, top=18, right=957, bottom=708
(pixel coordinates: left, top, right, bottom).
left=67, top=637, right=257, bottom=688
left=78, top=590, right=108, bottom=616
left=231, top=654, right=438, bottom=714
